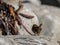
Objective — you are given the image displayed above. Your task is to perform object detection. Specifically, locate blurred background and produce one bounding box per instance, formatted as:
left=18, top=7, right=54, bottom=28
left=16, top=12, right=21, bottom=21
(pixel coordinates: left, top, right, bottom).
left=21, top=0, right=60, bottom=7
left=40, top=0, right=60, bottom=7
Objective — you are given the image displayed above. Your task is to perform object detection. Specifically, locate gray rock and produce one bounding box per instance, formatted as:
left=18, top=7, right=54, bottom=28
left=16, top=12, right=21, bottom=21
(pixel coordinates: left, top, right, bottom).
left=0, top=35, right=59, bottom=45
left=0, top=0, right=60, bottom=45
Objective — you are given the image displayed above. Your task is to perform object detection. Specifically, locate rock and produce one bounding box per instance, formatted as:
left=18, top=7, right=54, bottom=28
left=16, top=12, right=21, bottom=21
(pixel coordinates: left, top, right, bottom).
left=0, top=38, right=17, bottom=45
left=16, top=9, right=39, bottom=35
left=0, top=0, right=60, bottom=45
left=37, top=5, right=60, bottom=41
left=23, top=2, right=60, bottom=42
left=0, top=35, right=59, bottom=45
left=1, top=0, right=39, bottom=35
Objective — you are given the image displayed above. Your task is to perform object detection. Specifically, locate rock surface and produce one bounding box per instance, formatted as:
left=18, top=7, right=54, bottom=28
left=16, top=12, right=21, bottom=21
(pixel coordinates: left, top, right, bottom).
left=0, top=0, right=60, bottom=45
left=0, top=35, right=59, bottom=45
left=1, top=0, right=39, bottom=35
left=23, top=2, right=60, bottom=42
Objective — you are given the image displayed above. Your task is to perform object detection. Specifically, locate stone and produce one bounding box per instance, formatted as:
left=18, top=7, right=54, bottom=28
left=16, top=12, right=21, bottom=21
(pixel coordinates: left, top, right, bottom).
left=0, top=37, right=17, bottom=45
left=0, top=0, right=60, bottom=45
left=0, top=35, right=59, bottom=45
left=1, top=0, right=39, bottom=35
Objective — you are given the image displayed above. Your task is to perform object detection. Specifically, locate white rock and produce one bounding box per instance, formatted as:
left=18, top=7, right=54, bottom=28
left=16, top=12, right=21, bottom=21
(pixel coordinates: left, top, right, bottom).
left=2, top=0, right=60, bottom=44
left=24, top=3, right=60, bottom=41
left=0, top=38, right=17, bottom=45
left=1, top=0, right=39, bottom=35
left=16, top=8, right=39, bottom=35
left=1, top=35, right=58, bottom=45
